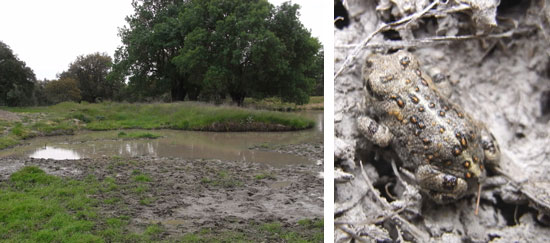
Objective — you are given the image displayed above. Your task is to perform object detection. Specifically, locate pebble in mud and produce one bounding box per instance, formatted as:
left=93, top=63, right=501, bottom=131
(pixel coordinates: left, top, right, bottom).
left=357, top=50, right=501, bottom=204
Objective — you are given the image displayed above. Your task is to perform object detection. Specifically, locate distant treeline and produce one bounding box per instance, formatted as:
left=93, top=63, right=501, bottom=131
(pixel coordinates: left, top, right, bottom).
left=0, top=0, right=323, bottom=107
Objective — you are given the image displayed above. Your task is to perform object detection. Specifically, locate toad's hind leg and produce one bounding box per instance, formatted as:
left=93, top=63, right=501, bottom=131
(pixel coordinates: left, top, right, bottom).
left=416, top=165, right=468, bottom=204
left=357, top=116, right=392, bottom=147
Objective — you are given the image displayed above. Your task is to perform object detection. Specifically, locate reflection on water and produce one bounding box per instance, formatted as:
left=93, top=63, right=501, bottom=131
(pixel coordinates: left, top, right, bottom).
left=30, top=146, right=81, bottom=160
left=3, top=111, right=323, bottom=167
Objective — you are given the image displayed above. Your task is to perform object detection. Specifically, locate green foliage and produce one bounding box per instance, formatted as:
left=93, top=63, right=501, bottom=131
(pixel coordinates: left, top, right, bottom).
left=44, top=77, right=81, bottom=104
left=0, top=167, right=98, bottom=242
left=113, top=0, right=322, bottom=105
left=0, top=136, right=18, bottom=150
left=0, top=41, right=37, bottom=107
left=0, top=102, right=313, bottom=152
left=180, top=219, right=323, bottom=242
left=133, top=174, right=151, bottom=182
left=10, top=122, right=33, bottom=139
left=59, top=102, right=314, bottom=131
left=60, top=52, right=123, bottom=103
left=0, top=166, right=166, bottom=242
left=254, top=173, right=276, bottom=180
left=201, top=170, right=243, bottom=188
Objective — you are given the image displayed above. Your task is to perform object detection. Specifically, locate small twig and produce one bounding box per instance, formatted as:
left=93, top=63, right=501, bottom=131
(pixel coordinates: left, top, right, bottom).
left=335, top=29, right=525, bottom=50
left=359, top=161, right=430, bottom=241
left=426, top=3, right=471, bottom=17
left=335, top=205, right=407, bottom=226
left=475, top=183, right=482, bottom=215
left=334, top=0, right=441, bottom=79
left=385, top=182, right=397, bottom=200
left=335, top=16, right=345, bottom=23
left=360, top=160, right=391, bottom=208
left=334, top=192, right=369, bottom=215
left=396, top=224, right=404, bottom=242
left=514, top=205, right=519, bottom=225
left=391, top=159, right=406, bottom=185
left=336, top=224, right=369, bottom=243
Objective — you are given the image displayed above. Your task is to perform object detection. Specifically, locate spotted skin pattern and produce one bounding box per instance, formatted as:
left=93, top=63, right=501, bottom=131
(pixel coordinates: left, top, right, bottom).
left=358, top=50, right=500, bottom=204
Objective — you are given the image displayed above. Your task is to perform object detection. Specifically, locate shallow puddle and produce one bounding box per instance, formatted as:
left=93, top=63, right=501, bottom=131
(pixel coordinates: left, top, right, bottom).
left=2, top=111, right=323, bottom=167
left=29, top=146, right=81, bottom=160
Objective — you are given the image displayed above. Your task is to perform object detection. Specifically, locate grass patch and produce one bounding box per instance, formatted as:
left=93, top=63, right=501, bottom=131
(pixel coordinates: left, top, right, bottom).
left=244, top=96, right=323, bottom=111
left=181, top=230, right=248, bottom=243
left=0, top=136, right=19, bottom=149
left=4, top=101, right=313, bottom=132
left=1, top=102, right=314, bottom=151
left=0, top=166, right=165, bottom=242
left=10, top=122, right=34, bottom=139
left=132, top=170, right=152, bottom=183
left=308, top=96, right=323, bottom=104
left=180, top=219, right=323, bottom=242
left=201, top=170, right=243, bottom=188
left=254, top=173, right=276, bottom=180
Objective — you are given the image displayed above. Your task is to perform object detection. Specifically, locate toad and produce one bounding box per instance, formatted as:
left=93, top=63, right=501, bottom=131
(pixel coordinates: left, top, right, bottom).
left=358, top=50, right=500, bottom=204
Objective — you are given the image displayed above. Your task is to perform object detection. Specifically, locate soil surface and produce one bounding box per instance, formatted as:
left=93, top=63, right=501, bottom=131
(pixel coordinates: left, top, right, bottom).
left=0, top=110, right=20, bottom=122
left=335, top=0, right=550, bottom=242
left=0, top=143, right=323, bottom=240
left=251, top=142, right=324, bottom=165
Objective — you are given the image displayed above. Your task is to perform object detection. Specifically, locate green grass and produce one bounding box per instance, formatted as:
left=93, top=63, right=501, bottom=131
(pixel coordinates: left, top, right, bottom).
left=0, top=136, right=19, bottom=149
left=0, top=101, right=314, bottom=151
left=181, top=220, right=323, bottom=242
left=0, top=165, right=322, bottom=242
left=308, top=96, right=323, bottom=104
left=3, top=101, right=313, bottom=131
left=0, top=166, right=164, bottom=242
left=244, top=96, right=323, bottom=111
left=133, top=174, right=152, bottom=183
left=201, top=170, right=243, bottom=188
left=254, top=173, right=276, bottom=180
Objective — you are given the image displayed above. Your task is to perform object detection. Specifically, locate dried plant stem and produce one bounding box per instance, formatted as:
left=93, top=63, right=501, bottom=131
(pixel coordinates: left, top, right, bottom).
left=357, top=161, right=429, bottom=242
left=336, top=224, right=369, bottom=242
left=335, top=29, right=525, bottom=50
left=334, top=0, right=440, bottom=79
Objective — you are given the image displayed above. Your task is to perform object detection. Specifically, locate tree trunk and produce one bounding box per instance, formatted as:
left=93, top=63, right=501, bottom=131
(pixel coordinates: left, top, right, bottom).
left=230, top=91, right=245, bottom=106
left=171, top=78, right=186, bottom=101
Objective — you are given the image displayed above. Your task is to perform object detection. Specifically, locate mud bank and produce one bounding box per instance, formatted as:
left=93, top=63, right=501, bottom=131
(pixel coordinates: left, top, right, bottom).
left=251, top=142, right=324, bottom=165
left=0, top=152, right=323, bottom=240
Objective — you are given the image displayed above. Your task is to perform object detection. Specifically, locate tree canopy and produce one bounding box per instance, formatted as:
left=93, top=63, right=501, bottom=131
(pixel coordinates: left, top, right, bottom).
left=44, top=77, right=81, bottom=104
left=112, top=0, right=323, bottom=105
left=0, top=41, right=37, bottom=106
left=60, top=53, right=122, bottom=103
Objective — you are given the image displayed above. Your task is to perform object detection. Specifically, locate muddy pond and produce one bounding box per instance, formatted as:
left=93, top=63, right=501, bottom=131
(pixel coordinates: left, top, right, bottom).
left=0, top=111, right=323, bottom=167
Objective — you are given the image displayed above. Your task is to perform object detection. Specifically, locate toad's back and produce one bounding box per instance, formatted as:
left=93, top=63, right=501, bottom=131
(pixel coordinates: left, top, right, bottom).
left=362, top=50, right=486, bottom=181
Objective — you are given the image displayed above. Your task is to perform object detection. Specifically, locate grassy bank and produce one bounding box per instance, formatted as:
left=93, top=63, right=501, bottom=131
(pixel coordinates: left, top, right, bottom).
left=0, top=166, right=163, bottom=242
left=0, top=102, right=314, bottom=149
left=0, top=166, right=322, bottom=242
left=244, top=96, right=323, bottom=111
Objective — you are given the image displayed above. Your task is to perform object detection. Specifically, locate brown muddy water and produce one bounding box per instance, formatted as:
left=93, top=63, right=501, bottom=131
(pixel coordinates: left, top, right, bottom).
left=0, top=111, right=323, bottom=167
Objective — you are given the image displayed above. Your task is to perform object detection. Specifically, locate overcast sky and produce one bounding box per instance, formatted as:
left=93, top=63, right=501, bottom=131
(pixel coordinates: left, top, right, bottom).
left=0, top=0, right=328, bottom=81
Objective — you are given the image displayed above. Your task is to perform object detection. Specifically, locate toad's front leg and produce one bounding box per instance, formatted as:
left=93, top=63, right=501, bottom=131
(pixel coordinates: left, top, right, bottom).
left=357, top=116, right=392, bottom=147
left=416, top=165, right=469, bottom=204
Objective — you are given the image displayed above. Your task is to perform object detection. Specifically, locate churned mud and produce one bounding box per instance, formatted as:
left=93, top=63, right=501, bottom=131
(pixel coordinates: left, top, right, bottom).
left=335, top=0, right=550, bottom=242
left=0, top=143, right=323, bottom=240
left=0, top=110, right=20, bottom=122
